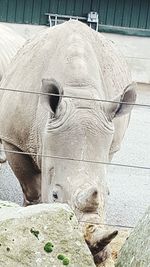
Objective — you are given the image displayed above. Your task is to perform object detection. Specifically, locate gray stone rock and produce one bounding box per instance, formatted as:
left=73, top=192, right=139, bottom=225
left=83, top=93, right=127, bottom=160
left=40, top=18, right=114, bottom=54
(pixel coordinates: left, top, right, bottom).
left=115, top=206, right=150, bottom=267
left=0, top=200, right=19, bottom=208
left=0, top=203, right=95, bottom=267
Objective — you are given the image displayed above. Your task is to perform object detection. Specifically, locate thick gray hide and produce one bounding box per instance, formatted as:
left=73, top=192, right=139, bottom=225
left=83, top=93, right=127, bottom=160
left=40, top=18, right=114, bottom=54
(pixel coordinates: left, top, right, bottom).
left=0, top=21, right=136, bottom=219
left=0, top=24, right=25, bottom=163
left=116, top=206, right=150, bottom=267
left=0, top=24, right=25, bottom=81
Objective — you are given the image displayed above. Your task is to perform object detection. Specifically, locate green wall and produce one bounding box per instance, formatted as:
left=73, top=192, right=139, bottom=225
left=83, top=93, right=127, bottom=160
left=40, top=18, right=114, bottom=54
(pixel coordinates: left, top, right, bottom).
left=0, top=0, right=150, bottom=34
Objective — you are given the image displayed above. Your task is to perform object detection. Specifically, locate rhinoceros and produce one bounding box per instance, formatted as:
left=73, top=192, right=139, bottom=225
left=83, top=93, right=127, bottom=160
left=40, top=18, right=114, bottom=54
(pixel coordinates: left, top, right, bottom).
left=0, top=24, right=25, bottom=163
left=0, top=21, right=136, bottom=264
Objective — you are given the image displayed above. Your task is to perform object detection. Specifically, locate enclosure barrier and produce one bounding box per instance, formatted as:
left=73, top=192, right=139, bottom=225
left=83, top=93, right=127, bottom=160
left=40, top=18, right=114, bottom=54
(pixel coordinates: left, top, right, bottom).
left=0, top=86, right=149, bottom=229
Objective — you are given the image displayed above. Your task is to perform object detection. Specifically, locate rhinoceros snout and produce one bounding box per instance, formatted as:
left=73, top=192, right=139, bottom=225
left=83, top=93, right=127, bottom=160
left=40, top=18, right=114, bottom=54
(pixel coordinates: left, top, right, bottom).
left=74, top=186, right=99, bottom=212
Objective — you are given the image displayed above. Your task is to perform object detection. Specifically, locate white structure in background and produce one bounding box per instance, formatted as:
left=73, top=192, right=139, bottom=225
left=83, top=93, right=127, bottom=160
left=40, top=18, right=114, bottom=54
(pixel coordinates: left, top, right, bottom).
left=45, top=11, right=99, bottom=31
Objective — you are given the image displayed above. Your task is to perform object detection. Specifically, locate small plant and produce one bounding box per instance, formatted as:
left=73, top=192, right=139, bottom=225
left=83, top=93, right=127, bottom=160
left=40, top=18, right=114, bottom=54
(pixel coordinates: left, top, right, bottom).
left=69, top=213, right=74, bottom=220
left=30, top=228, right=39, bottom=239
left=57, top=254, right=70, bottom=265
left=46, top=242, right=54, bottom=248
left=63, top=257, right=70, bottom=265
left=57, top=254, right=65, bottom=260
left=44, top=242, right=54, bottom=253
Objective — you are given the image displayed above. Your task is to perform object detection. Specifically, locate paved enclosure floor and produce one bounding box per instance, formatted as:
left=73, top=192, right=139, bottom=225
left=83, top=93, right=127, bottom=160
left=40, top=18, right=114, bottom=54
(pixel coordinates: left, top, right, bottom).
left=106, top=84, right=150, bottom=227
left=0, top=85, right=150, bottom=227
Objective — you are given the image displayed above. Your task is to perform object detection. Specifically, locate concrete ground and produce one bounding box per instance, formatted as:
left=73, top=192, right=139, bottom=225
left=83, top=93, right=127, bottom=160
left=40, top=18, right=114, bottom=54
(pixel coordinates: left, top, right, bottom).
left=106, top=84, right=150, bottom=227
left=0, top=84, right=149, bottom=228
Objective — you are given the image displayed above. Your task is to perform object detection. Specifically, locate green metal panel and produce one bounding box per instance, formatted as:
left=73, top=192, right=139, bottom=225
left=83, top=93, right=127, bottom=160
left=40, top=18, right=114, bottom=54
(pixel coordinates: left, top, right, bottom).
left=40, top=0, right=50, bottom=24
left=57, top=0, right=67, bottom=15
left=82, top=0, right=91, bottom=16
left=91, top=0, right=99, bottom=12
left=15, top=0, right=25, bottom=23
left=65, top=0, right=75, bottom=16
left=138, top=0, right=149, bottom=28
left=113, top=0, right=125, bottom=26
left=99, top=24, right=150, bottom=37
left=106, top=0, right=117, bottom=25
left=49, top=0, right=59, bottom=14
left=7, top=0, right=17, bottom=22
left=0, top=0, right=8, bottom=22
left=23, top=0, right=34, bottom=24
left=130, top=0, right=141, bottom=28
left=122, top=0, right=133, bottom=27
left=74, top=0, right=84, bottom=16
left=0, top=0, right=150, bottom=36
left=146, top=2, right=150, bottom=29
left=31, top=0, right=42, bottom=24
left=99, top=0, right=109, bottom=25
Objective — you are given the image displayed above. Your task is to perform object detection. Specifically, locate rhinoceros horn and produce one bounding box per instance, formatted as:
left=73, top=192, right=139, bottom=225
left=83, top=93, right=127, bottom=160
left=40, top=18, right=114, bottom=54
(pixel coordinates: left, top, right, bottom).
left=84, top=224, right=118, bottom=264
left=75, top=186, right=99, bottom=212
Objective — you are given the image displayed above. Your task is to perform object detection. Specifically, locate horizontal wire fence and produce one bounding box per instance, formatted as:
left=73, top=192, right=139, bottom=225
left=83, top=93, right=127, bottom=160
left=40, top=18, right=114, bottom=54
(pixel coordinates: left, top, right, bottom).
left=0, top=86, right=150, bottom=170
left=0, top=148, right=150, bottom=170
left=0, top=86, right=149, bottom=229
left=78, top=220, right=134, bottom=229
left=0, top=86, right=150, bottom=108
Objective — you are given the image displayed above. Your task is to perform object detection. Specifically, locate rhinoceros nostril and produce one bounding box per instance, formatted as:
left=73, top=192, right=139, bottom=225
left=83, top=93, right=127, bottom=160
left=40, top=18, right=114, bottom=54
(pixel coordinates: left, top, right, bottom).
left=53, top=191, right=58, bottom=199
left=92, top=189, right=98, bottom=197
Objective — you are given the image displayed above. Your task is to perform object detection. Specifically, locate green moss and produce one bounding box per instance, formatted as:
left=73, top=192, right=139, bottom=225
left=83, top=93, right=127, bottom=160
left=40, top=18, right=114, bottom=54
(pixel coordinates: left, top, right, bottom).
left=57, top=254, right=65, bottom=260
left=44, top=242, right=53, bottom=253
left=46, top=242, right=54, bottom=247
left=63, top=258, right=70, bottom=265
left=30, top=228, right=39, bottom=239
left=69, top=212, right=74, bottom=220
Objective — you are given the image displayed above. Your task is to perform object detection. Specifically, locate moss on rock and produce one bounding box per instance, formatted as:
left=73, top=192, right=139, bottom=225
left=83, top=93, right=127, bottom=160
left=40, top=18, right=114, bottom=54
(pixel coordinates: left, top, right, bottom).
left=0, top=203, right=95, bottom=267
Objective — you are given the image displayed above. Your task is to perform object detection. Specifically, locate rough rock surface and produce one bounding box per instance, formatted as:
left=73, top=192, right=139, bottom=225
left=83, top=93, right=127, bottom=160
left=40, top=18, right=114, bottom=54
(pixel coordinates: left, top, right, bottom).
left=115, top=206, right=150, bottom=267
left=0, top=201, right=132, bottom=267
left=0, top=200, right=19, bottom=208
left=0, top=202, right=95, bottom=267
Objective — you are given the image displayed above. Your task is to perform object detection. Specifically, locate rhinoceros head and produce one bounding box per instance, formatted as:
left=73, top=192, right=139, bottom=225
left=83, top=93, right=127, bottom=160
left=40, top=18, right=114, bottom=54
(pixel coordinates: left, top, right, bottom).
left=40, top=78, right=136, bottom=264
left=40, top=78, right=136, bottom=216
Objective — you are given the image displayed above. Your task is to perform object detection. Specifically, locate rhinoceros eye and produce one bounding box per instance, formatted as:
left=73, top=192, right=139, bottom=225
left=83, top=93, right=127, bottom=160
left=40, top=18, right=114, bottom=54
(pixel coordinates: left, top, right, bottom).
left=53, top=191, right=58, bottom=200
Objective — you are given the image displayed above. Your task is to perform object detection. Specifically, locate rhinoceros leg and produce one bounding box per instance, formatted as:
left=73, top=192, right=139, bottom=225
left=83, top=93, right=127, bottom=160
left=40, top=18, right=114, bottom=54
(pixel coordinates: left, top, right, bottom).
left=3, top=140, right=41, bottom=206
left=0, top=139, right=7, bottom=163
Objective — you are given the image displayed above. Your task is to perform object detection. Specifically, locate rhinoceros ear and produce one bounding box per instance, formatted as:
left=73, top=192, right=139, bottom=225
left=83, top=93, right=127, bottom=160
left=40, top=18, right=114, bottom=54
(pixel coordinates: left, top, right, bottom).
left=106, top=82, right=137, bottom=120
left=41, top=79, right=63, bottom=114
left=114, top=82, right=137, bottom=118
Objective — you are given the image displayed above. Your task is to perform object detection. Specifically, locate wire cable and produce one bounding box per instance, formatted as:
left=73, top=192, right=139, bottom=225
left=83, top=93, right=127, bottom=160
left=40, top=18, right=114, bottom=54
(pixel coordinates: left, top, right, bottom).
left=1, top=148, right=150, bottom=170
left=0, top=87, right=150, bottom=108
left=78, top=220, right=134, bottom=229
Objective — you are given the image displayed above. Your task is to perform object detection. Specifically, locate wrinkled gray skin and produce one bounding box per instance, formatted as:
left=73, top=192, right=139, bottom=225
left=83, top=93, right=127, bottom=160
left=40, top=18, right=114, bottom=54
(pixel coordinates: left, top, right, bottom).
left=0, top=21, right=136, bottom=264
left=0, top=24, right=25, bottom=163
